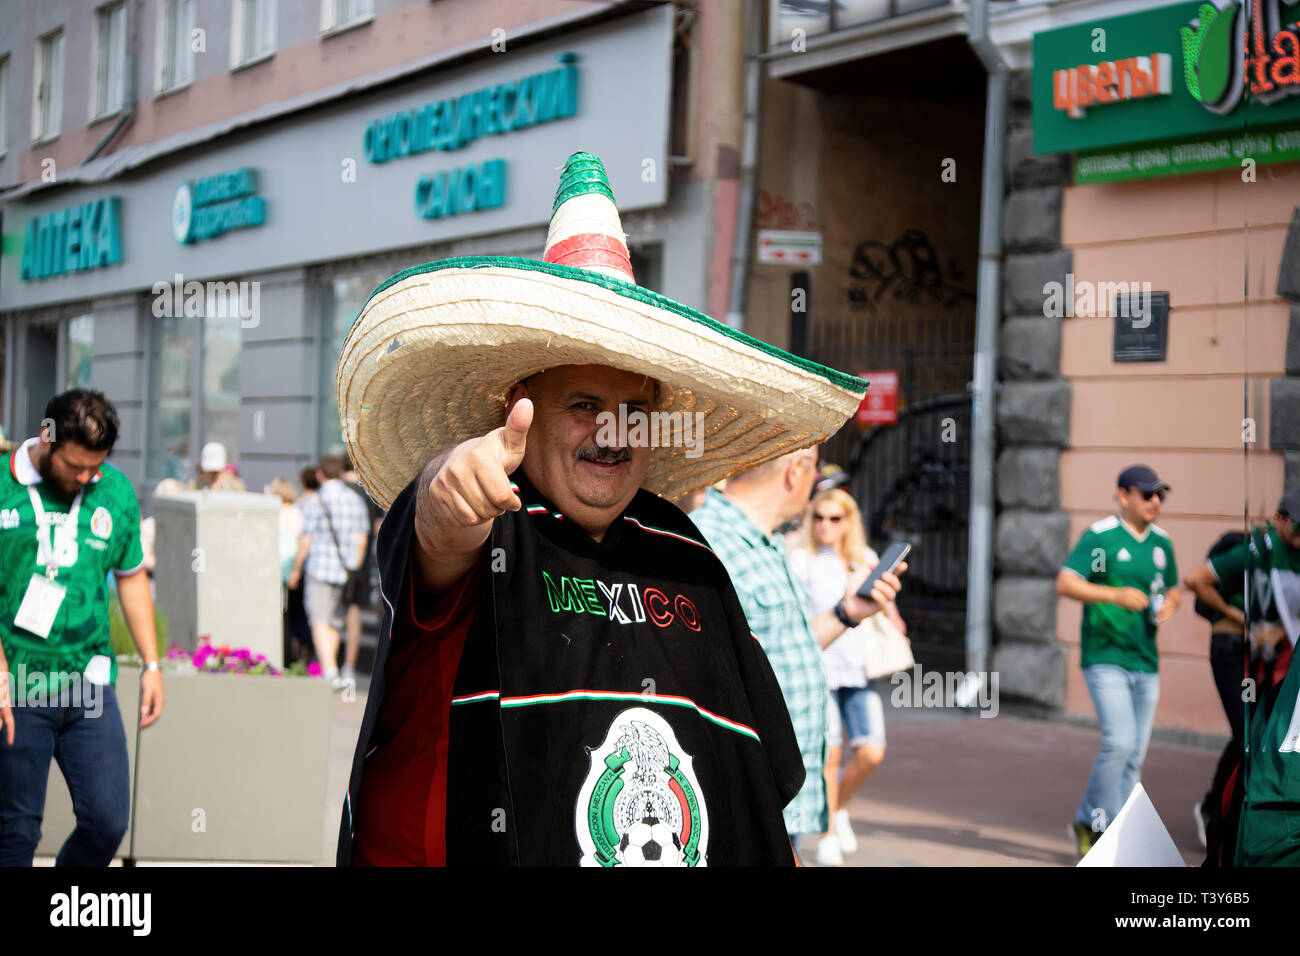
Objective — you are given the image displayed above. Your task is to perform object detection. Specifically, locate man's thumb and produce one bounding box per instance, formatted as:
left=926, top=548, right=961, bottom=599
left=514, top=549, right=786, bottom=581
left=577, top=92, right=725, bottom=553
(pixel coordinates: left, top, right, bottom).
left=501, top=398, right=533, bottom=463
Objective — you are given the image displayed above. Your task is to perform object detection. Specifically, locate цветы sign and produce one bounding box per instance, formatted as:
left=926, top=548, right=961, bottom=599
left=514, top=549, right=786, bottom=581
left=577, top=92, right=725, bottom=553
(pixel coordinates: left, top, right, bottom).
left=1034, top=1, right=1300, bottom=157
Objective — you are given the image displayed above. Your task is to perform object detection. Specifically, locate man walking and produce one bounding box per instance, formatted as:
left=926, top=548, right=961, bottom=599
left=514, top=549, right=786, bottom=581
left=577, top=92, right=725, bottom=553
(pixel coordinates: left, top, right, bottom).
left=1057, top=464, right=1180, bottom=857
left=289, top=455, right=368, bottom=688
left=690, top=450, right=904, bottom=857
left=1185, top=488, right=1300, bottom=864
left=0, top=389, right=163, bottom=866
left=339, top=454, right=384, bottom=683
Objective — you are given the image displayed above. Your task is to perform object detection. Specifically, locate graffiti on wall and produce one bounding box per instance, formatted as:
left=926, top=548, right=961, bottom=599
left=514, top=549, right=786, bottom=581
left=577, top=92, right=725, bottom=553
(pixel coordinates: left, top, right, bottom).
left=846, top=229, right=974, bottom=313
left=755, top=190, right=817, bottom=230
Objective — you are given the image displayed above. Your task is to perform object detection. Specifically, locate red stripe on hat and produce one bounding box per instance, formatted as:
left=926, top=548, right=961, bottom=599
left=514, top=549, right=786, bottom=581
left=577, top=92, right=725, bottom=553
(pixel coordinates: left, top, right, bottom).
left=545, top=233, right=634, bottom=280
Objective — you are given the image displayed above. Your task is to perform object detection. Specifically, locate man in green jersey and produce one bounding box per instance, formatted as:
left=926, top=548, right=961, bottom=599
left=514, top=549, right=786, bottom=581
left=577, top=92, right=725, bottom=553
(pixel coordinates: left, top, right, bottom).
left=1057, top=464, right=1181, bottom=857
left=1187, top=489, right=1300, bottom=865
left=0, top=390, right=164, bottom=866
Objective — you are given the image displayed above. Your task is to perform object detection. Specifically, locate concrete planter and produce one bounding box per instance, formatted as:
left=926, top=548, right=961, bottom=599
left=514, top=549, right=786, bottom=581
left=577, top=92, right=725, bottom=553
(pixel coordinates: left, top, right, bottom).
left=40, top=664, right=333, bottom=864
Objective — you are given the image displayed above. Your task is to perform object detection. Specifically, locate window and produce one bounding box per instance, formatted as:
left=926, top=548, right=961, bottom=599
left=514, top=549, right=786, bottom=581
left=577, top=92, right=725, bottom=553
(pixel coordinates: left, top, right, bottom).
left=156, top=0, right=195, bottom=93
left=320, top=0, right=373, bottom=34
left=0, top=57, right=9, bottom=155
left=231, top=0, right=276, bottom=68
left=318, top=269, right=387, bottom=456
left=147, top=311, right=241, bottom=483
left=32, top=29, right=64, bottom=142
left=65, top=314, right=94, bottom=389
left=92, top=3, right=128, bottom=119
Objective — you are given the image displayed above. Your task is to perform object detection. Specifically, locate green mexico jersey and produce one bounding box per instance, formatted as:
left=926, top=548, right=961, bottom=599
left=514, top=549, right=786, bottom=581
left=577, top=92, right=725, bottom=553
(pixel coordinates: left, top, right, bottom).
left=1208, top=522, right=1300, bottom=633
left=0, top=442, right=143, bottom=687
left=1062, top=514, right=1178, bottom=674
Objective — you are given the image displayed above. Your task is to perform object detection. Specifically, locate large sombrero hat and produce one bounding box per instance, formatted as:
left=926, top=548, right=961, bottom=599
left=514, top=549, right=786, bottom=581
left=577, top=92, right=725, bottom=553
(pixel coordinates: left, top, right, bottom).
left=337, top=151, right=867, bottom=509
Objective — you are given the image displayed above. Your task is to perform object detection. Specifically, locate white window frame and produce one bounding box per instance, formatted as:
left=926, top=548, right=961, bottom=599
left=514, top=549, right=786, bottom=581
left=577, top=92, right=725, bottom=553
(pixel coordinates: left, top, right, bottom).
left=155, top=0, right=196, bottom=94
left=0, top=56, right=10, bottom=159
left=91, top=2, right=128, bottom=121
left=319, top=0, right=374, bottom=36
left=31, top=29, right=65, bottom=143
left=231, top=0, right=277, bottom=69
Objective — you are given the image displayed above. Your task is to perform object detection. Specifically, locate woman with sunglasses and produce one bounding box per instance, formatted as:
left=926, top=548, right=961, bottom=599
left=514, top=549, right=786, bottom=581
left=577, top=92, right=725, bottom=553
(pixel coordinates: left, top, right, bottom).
left=1056, top=464, right=1182, bottom=859
left=789, top=487, right=907, bottom=866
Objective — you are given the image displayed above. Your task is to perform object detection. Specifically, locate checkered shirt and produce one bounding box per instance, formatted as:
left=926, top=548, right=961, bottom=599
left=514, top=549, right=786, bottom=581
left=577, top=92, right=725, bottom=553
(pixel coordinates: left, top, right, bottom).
left=300, top=480, right=370, bottom=585
left=690, top=488, right=828, bottom=836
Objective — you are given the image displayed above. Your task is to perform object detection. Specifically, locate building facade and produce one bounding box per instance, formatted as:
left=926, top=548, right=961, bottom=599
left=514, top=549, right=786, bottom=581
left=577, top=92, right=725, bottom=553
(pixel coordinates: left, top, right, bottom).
left=0, top=0, right=742, bottom=507
left=753, top=0, right=1293, bottom=736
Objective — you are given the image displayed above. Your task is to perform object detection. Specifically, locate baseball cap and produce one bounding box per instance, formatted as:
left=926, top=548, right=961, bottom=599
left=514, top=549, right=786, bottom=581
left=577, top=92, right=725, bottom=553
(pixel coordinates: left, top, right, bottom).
left=814, top=463, right=850, bottom=494
left=1279, top=487, right=1300, bottom=518
left=200, top=441, right=228, bottom=473
left=1117, top=464, right=1170, bottom=493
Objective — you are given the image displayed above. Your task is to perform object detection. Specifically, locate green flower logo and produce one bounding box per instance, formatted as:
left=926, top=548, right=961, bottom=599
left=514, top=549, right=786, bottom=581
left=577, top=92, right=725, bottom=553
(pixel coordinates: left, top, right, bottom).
left=1180, top=1, right=1239, bottom=109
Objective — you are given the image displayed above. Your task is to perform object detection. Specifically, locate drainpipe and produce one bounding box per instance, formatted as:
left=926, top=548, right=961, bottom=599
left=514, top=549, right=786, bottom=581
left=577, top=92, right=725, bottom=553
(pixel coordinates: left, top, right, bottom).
left=963, top=0, right=1007, bottom=685
left=724, top=0, right=762, bottom=331
left=86, top=0, right=137, bottom=163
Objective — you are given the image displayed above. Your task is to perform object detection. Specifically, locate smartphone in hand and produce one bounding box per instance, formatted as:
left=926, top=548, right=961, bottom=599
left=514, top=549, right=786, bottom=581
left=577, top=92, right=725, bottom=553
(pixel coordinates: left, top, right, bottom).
left=856, top=541, right=911, bottom=599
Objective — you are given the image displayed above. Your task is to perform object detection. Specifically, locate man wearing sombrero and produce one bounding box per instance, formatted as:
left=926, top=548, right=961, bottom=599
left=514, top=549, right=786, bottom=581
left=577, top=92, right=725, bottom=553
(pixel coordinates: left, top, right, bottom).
left=334, top=152, right=899, bottom=866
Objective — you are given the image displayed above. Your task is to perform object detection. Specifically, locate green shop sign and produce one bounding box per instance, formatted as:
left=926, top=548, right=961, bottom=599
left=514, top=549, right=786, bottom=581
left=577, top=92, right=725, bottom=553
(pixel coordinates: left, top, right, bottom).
left=365, top=53, right=578, bottom=164
left=415, top=159, right=506, bottom=220
left=172, top=167, right=265, bottom=244
left=19, top=197, right=122, bottom=281
left=1034, top=0, right=1300, bottom=157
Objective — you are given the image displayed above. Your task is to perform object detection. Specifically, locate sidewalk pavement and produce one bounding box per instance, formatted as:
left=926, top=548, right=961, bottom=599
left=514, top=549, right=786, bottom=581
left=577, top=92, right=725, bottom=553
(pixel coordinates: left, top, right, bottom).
left=328, top=683, right=1222, bottom=867
left=797, top=704, right=1221, bottom=867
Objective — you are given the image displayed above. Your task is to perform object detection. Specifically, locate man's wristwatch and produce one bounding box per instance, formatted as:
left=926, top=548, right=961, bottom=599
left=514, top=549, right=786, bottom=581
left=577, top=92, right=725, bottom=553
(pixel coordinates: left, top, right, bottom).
left=145, top=660, right=161, bottom=673
left=832, top=601, right=856, bottom=628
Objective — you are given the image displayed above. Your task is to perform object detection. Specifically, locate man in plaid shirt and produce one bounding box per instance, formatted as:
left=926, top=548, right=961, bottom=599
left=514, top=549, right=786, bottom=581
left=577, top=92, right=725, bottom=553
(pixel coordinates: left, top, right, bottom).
left=289, top=455, right=370, bottom=687
left=690, top=447, right=904, bottom=855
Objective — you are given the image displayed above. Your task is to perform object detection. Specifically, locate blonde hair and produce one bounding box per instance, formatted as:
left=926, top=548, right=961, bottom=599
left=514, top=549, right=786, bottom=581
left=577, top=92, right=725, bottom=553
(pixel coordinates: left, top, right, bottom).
left=265, top=477, right=297, bottom=505
left=212, top=470, right=246, bottom=492
left=801, top=488, right=868, bottom=569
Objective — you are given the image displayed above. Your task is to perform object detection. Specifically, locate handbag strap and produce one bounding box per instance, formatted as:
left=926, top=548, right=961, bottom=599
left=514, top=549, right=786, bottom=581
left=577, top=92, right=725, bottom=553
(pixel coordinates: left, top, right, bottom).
left=318, top=491, right=354, bottom=572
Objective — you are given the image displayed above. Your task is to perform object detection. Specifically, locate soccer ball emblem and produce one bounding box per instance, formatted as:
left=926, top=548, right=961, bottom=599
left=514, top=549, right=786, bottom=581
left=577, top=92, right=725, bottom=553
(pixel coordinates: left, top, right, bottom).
left=617, top=811, right=683, bottom=867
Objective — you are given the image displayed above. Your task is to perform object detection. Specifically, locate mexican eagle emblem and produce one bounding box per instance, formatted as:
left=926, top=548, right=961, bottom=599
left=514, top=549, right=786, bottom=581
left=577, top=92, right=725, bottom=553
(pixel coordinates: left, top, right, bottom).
left=576, top=707, right=708, bottom=867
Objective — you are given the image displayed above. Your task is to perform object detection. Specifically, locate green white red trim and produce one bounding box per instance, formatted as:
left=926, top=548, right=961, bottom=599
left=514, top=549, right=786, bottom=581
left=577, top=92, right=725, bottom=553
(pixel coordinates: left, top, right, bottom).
left=451, top=687, right=760, bottom=742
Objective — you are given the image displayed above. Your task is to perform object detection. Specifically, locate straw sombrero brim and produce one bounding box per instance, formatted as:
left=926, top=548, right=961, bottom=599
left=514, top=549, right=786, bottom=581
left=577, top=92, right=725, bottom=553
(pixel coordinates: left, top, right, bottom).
left=337, top=256, right=867, bottom=509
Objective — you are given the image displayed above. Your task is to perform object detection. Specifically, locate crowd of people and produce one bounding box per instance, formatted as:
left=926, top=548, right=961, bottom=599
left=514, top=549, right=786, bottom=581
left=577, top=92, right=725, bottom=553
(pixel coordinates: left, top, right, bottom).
left=2, top=148, right=1296, bottom=870
left=1056, top=464, right=1300, bottom=865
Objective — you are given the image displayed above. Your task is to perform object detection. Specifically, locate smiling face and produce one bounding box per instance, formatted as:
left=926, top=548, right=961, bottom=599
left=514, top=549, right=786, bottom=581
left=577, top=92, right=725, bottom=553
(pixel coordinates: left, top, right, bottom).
left=507, top=365, right=657, bottom=539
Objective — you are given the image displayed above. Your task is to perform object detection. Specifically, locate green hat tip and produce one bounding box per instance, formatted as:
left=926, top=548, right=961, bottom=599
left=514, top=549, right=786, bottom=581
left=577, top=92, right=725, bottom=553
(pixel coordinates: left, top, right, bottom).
left=552, top=150, right=617, bottom=215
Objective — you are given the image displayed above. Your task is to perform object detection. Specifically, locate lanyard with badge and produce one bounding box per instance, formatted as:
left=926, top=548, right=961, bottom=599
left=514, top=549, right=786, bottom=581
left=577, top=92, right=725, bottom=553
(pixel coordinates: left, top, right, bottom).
left=13, top=486, right=83, bottom=639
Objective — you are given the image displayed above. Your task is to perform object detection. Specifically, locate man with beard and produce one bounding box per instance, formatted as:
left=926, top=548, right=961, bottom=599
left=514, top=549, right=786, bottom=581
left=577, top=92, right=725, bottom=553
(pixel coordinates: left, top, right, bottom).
left=334, top=152, right=895, bottom=866
left=0, top=389, right=164, bottom=866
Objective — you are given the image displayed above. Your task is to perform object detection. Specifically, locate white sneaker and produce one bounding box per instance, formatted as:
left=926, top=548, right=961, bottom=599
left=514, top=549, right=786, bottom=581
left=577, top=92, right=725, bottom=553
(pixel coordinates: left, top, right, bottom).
left=340, top=665, right=356, bottom=681
left=833, top=808, right=859, bottom=854
left=815, top=834, right=844, bottom=866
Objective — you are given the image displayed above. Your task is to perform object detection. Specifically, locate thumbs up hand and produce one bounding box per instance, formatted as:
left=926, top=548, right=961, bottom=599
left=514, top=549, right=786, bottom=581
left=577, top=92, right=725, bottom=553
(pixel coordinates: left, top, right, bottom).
left=412, top=399, right=533, bottom=592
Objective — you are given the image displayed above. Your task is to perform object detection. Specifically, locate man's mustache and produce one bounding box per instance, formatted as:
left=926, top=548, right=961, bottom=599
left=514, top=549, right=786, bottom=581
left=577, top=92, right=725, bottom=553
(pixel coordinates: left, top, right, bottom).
left=575, top=445, right=631, bottom=464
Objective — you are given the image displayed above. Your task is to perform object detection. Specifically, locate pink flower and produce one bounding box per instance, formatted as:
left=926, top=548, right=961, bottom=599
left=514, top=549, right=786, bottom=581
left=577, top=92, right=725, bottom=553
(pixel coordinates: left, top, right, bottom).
left=253, top=653, right=267, bottom=663
left=306, top=662, right=322, bottom=677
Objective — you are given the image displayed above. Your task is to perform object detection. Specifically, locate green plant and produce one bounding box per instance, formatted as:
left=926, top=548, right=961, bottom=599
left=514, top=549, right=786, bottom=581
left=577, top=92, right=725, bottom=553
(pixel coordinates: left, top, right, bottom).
left=108, top=596, right=170, bottom=660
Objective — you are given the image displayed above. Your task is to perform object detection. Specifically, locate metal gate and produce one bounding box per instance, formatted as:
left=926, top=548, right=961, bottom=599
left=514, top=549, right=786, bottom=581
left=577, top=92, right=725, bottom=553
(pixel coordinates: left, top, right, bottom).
left=845, top=394, right=971, bottom=674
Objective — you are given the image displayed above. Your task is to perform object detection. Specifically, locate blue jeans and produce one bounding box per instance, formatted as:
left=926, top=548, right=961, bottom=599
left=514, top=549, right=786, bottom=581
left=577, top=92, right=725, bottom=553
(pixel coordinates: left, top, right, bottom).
left=1074, top=664, right=1160, bottom=832
left=0, top=682, right=130, bottom=866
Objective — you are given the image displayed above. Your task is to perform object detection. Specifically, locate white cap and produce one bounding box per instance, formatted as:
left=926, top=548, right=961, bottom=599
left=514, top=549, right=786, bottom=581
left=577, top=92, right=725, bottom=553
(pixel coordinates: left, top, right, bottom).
left=200, top=441, right=228, bottom=472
